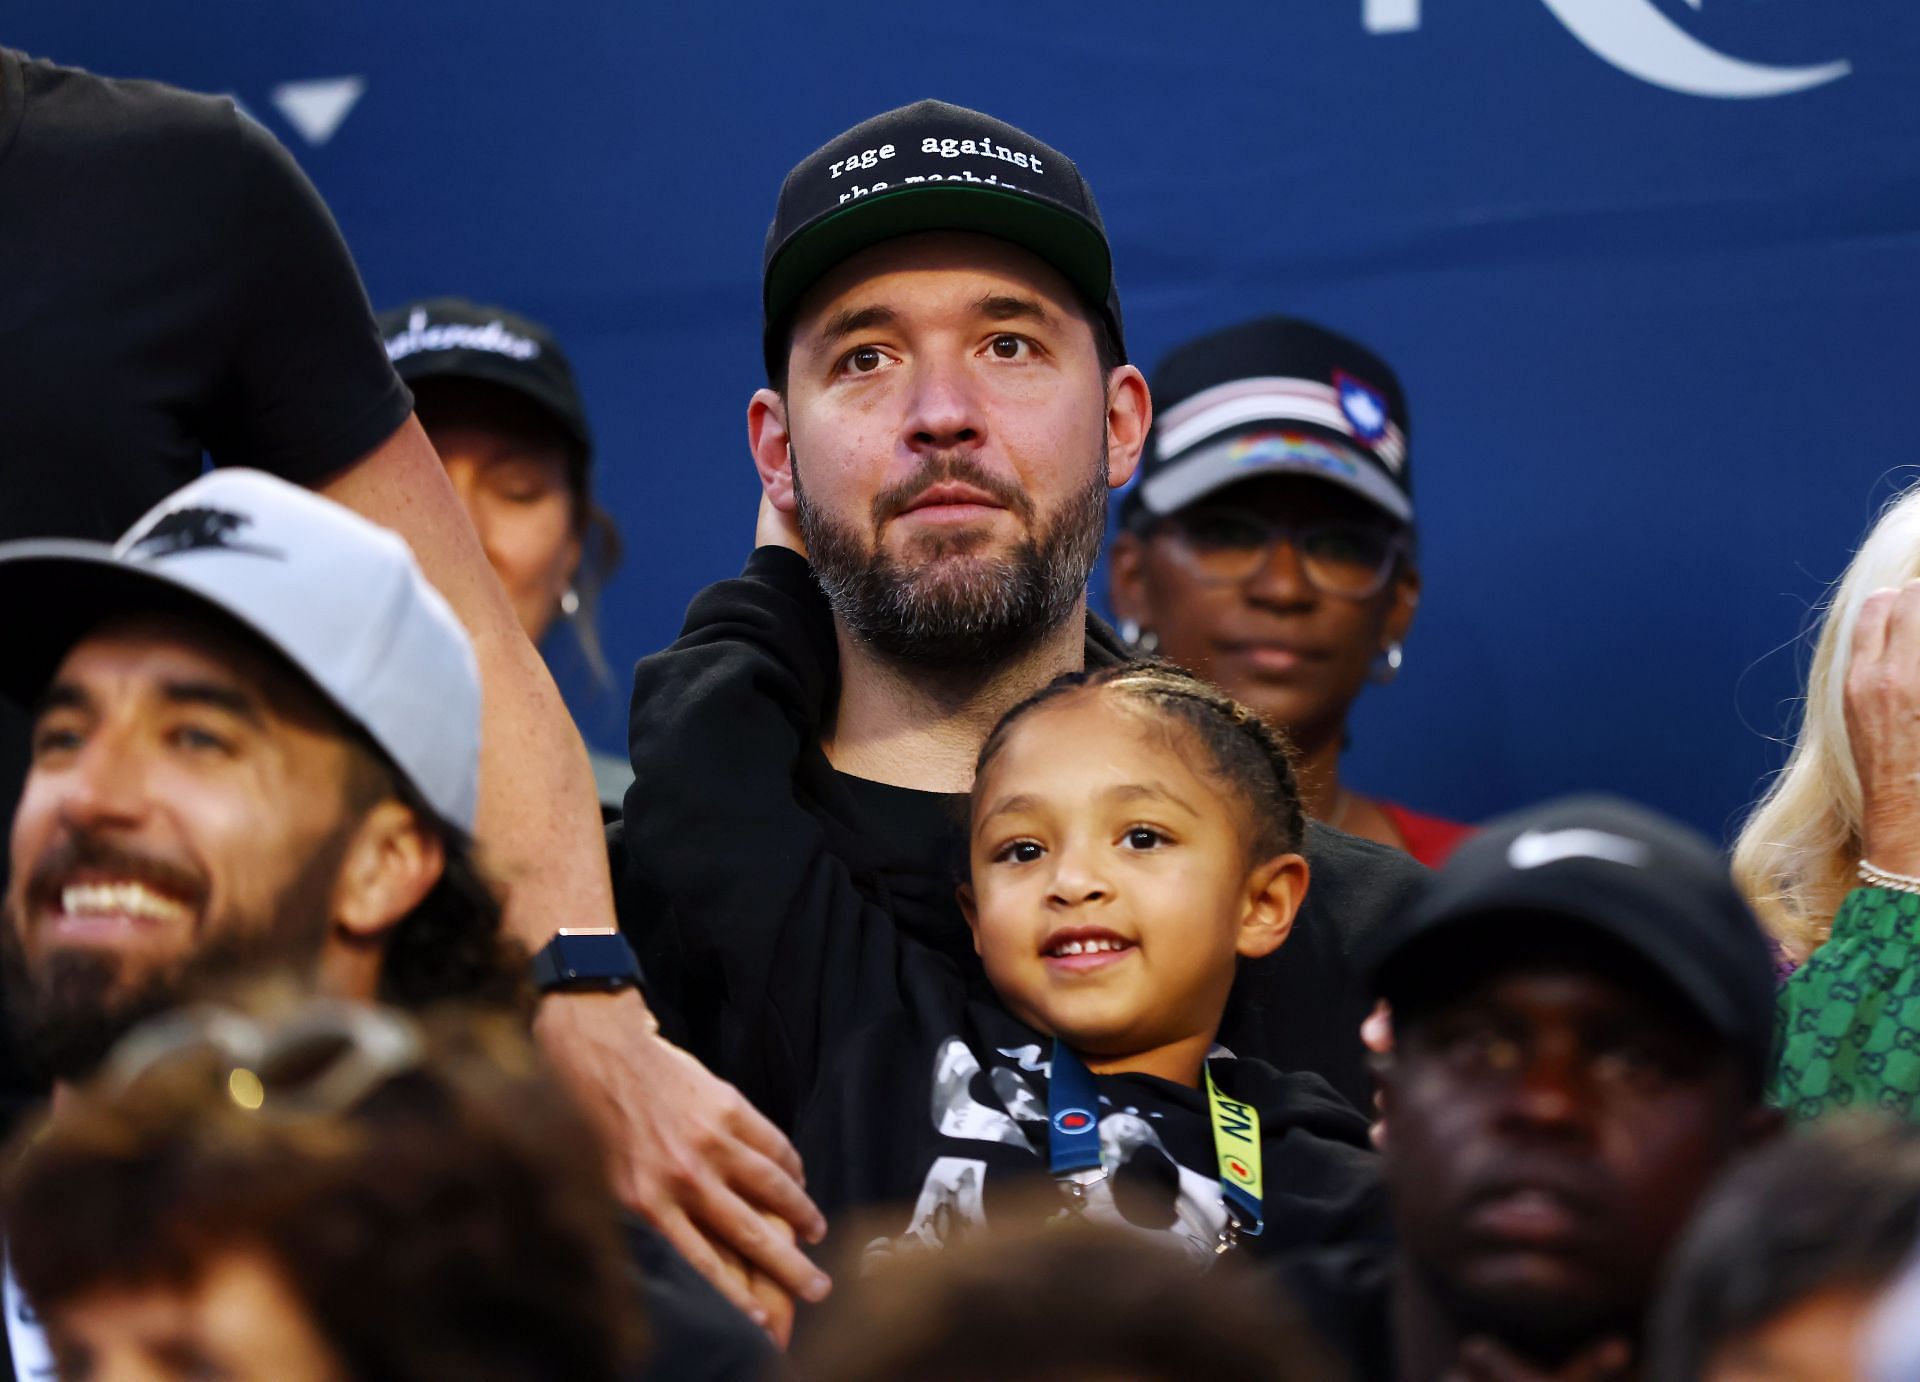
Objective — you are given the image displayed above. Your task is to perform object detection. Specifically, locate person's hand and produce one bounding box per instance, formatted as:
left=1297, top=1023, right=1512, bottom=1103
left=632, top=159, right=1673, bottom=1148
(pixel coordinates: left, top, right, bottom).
left=757, top=492, right=808, bottom=556
left=533, top=989, right=831, bottom=1335
left=1847, top=580, right=1920, bottom=875
left=1445, top=1335, right=1631, bottom=1382
left=707, top=1213, right=802, bottom=1350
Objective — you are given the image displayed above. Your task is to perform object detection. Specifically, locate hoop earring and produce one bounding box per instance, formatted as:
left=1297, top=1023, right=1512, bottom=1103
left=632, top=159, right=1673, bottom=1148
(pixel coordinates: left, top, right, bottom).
left=559, top=588, right=581, bottom=619
left=1119, top=620, right=1159, bottom=655
left=1372, top=641, right=1403, bottom=685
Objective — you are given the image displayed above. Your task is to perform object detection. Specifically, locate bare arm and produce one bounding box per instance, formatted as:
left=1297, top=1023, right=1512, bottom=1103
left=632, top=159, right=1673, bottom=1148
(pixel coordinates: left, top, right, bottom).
left=318, top=417, right=826, bottom=1331
left=321, top=416, right=610, bottom=936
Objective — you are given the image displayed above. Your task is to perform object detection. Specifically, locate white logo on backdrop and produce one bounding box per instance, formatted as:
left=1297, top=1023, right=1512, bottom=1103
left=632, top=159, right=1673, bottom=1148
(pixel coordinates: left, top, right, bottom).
left=270, top=76, right=367, bottom=146
left=1363, top=0, right=1849, bottom=98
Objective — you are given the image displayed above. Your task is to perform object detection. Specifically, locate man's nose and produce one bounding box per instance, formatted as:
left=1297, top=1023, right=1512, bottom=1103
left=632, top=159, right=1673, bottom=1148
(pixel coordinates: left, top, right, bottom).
left=1497, top=1044, right=1595, bottom=1137
left=903, top=353, right=984, bottom=453
left=57, top=733, right=150, bottom=831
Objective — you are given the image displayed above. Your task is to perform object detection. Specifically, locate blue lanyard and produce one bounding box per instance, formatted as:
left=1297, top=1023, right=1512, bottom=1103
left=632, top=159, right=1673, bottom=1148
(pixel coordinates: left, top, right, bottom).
left=1046, top=1039, right=1265, bottom=1240
left=1047, top=1038, right=1104, bottom=1177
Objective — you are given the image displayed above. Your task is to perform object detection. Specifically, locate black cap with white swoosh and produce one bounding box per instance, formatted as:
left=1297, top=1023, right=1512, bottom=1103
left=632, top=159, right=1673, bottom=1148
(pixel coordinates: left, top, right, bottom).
left=1364, top=795, right=1777, bottom=1093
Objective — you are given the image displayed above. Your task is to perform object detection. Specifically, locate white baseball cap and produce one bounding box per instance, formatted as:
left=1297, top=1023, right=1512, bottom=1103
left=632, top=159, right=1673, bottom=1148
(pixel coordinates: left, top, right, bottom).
left=0, top=470, right=481, bottom=832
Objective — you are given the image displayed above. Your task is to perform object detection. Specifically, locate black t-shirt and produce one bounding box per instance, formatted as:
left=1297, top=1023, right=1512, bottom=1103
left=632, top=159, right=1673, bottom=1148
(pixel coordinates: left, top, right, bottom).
left=614, top=547, right=1430, bottom=1125
left=0, top=48, right=412, bottom=540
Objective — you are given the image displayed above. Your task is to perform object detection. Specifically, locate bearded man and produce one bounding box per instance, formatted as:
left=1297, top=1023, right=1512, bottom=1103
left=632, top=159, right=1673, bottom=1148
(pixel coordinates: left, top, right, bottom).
left=613, top=101, right=1423, bottom=1143
left=0, top=468, right=774, bottom=1377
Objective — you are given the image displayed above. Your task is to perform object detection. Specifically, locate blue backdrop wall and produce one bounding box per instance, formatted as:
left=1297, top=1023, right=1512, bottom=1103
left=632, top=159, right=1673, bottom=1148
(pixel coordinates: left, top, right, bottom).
left=13, top=1, right=1918, bottom=842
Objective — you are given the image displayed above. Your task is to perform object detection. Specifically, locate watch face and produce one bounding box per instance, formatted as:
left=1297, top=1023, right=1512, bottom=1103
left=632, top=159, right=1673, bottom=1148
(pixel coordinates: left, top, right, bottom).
left=542, top=931, right=642, bottom=991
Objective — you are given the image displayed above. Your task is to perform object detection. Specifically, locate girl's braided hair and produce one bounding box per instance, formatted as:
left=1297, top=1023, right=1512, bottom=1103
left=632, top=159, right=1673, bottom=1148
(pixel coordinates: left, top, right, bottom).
left=974, top=662, right=1305, bottom=858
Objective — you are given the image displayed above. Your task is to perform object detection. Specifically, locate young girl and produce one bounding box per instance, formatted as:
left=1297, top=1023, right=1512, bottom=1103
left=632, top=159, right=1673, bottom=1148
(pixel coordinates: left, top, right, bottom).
left=789, top=664, right=1383, bottom=1265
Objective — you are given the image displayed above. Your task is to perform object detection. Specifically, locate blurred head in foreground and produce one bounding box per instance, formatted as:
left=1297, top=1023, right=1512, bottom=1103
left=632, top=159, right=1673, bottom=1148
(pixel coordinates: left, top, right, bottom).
left=794, top=1210, right=1341, bottom=1382
left=2, top=996, right=643, bottom=1382
left=1371, top=797, right=1779, bottom=1372
left=1649, top=1118, right=1920, bottom=1382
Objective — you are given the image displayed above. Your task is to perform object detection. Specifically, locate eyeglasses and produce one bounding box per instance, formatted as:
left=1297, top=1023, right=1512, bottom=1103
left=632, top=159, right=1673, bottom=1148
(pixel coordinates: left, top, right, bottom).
left=1155, top=509, right=1406, bottom=598
left=100, top=999, right=426, bottom=1119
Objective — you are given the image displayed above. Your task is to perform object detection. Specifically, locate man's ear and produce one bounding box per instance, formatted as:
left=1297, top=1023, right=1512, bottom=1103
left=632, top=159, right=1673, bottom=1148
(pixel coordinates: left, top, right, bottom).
left=1107, top=530, right=1150, bottom=630
left=957, top=880, right=984, bottom=956
left=1103, top=364, right=1151, bottom=491
left=748, top=388, right=798, bottom=514
left=331, top=801, right=445, bottom=944
left=1236, top=852, right=1310, bottom=960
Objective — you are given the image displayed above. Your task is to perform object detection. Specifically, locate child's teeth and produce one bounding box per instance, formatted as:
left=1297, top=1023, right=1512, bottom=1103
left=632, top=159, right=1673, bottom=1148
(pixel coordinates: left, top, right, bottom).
left=1053, top=937, right=1131, bottom=957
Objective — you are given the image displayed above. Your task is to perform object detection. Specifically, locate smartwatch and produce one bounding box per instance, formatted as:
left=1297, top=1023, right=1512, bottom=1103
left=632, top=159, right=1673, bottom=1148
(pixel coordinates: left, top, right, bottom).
left=531, top=928, right=645, bottom=995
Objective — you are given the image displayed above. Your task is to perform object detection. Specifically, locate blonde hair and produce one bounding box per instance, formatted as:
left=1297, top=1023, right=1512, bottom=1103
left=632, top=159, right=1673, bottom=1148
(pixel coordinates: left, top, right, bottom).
left=1733, top=482, right=1920, bottom=957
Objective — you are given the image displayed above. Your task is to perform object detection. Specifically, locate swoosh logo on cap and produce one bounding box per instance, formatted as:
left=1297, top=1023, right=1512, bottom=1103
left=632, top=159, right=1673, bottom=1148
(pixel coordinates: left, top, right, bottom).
left=1507, top=828, right=1649, bottom=872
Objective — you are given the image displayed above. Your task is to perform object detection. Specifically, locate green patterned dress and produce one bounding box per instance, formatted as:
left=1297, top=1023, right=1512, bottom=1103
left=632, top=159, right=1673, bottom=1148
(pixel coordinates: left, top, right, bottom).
left=1774, top=886, right=1920, bottom=1123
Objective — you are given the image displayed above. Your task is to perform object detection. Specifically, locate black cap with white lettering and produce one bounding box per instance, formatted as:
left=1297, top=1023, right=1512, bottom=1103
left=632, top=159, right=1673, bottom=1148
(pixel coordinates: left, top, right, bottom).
left=761, top=99, right=1125, bottom=378
left=1363, top=796, right=1777, bottom=1093
left=377, top=297, right=593, bottom=462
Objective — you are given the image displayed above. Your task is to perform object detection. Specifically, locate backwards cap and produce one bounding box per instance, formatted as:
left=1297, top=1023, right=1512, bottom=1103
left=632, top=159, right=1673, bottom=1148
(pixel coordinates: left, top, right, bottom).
left=761, top=99, right=1125, bottom=377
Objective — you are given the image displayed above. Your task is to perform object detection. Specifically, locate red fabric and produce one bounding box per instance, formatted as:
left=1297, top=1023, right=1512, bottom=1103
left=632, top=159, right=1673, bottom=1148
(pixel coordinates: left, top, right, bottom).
left=1379, top=801, right=1476, bottom=869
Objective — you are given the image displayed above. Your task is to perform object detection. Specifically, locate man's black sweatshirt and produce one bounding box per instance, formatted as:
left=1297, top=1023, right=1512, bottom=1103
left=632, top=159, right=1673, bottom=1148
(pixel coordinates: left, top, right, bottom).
left=611, top=547, right=1427, bottom=1128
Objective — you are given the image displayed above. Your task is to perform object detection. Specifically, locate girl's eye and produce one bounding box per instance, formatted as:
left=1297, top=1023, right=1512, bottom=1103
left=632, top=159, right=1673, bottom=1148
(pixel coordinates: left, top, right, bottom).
left=994, top=839, right=1044, bottom=864
left=987, top=334, right=1028, bottom=360
left=1122, top=826, right=1166, bottom=851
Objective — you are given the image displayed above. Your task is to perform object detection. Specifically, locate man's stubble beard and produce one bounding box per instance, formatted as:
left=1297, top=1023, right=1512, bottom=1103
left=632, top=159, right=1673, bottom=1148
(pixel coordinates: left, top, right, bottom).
left=792, top=440, right=1110, bottom=673
left=0, top=827, right=354, bottom=1084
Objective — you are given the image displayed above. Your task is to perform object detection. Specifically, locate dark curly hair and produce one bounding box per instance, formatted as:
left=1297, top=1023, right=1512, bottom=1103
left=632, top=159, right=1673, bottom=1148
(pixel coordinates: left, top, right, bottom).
left=341, top=739, right=529, bottom=1014
left=974, top=661, right=1305, bottom=859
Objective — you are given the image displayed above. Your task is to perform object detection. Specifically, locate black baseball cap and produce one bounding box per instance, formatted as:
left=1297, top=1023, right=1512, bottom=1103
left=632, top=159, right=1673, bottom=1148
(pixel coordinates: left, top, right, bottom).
left=377, top=297, right=593, bottom=463
left=761, top=99, right=1125, bottom=378
left=1364, top=796, right=1778, bottom=1093
left=1121, top=316, right=1412, bottom=530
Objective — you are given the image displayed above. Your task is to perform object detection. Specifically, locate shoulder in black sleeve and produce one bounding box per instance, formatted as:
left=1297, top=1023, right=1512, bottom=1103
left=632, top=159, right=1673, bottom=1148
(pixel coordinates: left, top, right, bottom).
left=1271, top=1240, right=1398, bottom=1382
left=614, top=547, right=927, bottom=1128
left=1221, top=823, right=1428, bottom=1112
left=199, top=108, right=412, bottom=482
left=0, top=49, right=411, bottom=536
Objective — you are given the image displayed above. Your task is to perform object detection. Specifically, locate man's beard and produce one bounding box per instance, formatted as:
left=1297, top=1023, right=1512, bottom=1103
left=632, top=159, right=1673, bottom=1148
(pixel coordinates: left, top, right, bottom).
left=793, top=443, right=1109, bottom=672
left=0, top=830, right=348, bottom=1084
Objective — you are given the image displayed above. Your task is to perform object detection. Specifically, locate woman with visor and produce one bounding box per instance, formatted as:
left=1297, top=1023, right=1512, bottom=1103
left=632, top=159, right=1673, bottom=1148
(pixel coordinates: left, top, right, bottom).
left=1110, top=315, right=1471, bottom=866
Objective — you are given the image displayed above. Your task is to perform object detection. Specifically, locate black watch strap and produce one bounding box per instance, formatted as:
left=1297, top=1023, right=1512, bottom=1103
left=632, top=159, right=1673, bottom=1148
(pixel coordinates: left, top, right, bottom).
left=531, top=928, right=645, bottom=994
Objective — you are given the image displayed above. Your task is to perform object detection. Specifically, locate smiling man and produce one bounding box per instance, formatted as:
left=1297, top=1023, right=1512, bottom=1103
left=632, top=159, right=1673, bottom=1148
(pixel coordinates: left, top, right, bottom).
left=0, top=469, right=506, bottom=1089
left=0, top=469, right=770, bottom=1381
left=616, top=101, right=1428, bottom=1170
left=1282, top=797, right=1780, bottom=1382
